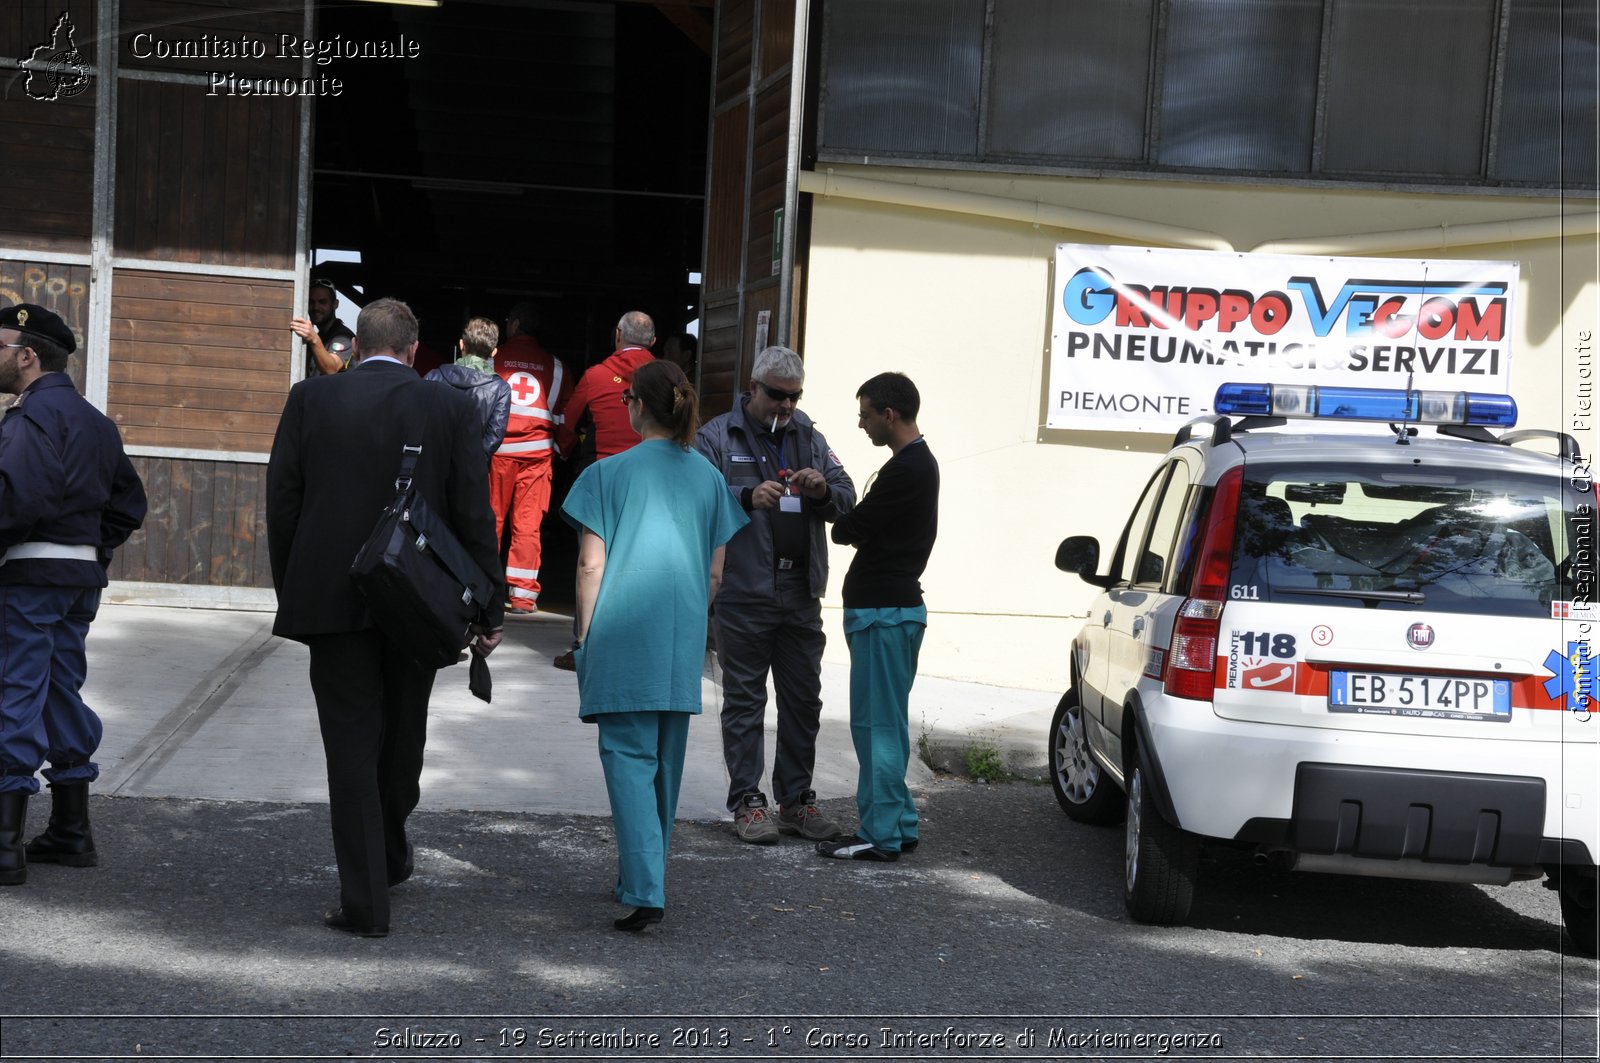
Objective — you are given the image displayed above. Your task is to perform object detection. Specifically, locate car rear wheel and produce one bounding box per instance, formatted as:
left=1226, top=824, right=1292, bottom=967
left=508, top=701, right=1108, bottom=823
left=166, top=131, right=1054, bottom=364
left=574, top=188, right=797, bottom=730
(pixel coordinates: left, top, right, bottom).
left=1123, top=746, right=1199, bottom=925
left=1557, top=868, right=1599, bottom=958
left=1049, top=691, right=1122, bottom=824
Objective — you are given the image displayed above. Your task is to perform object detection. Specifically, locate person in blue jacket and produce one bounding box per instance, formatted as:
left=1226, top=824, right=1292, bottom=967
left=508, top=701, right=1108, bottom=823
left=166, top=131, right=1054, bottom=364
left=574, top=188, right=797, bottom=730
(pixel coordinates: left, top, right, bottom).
left=0, top=303, right=146, bottom=885
left=561, top=358, right=747, bottom=931
left=424, top=315, right=512, bottom=463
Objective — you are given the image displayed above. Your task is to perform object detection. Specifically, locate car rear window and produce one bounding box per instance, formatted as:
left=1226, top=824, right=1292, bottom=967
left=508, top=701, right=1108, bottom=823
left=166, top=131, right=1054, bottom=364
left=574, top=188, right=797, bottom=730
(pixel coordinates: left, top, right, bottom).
left=1229, top=461, right=1592, bottom=617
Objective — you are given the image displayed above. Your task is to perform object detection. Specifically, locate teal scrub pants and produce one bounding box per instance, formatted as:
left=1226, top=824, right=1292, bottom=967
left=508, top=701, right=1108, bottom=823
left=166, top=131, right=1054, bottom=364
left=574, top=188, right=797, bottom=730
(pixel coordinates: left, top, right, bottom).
left=843, top=606, right=927, bottom=852
left=595, top=711, right=691, bottom=908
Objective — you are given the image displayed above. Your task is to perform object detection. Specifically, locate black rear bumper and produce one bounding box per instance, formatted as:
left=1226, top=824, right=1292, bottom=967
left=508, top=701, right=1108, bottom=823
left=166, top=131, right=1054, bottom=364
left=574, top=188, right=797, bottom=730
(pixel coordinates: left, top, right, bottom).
left=1231, top=763, right=1593, bottom=867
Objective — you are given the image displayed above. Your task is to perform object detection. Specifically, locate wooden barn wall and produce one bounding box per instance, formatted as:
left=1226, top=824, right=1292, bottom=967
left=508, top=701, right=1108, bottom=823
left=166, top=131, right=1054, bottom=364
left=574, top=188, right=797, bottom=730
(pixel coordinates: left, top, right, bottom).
left=702, top=103, right=748, bottom=416
left=760, top=0, right=795, bottom=75
left=705, top=105, right=750, bottom=299
left=713, top=0, right=753, bottom=108
left=0, top=85, right=94, bottom=255
left=107, top=455, right=271, bottom=589
left=114, top=79, right=298, bottom=270
left=0, top=1, right=100, bottom=67
left=104, top=0, right=303, bottom=589
left=0, top=257, right=93, bottom=388
left=701, top=0, right=797, bottom=418
left=0, top=91, right=94, bottom=254
left=119, top=0, right=298, bottom=79
left=700, top=296, right=741, bottom=411
left=108, top=270, right=292, bottom=452
left=0, top=0, right=307, bottom=594
left=744, top=85, right=787, bottom=283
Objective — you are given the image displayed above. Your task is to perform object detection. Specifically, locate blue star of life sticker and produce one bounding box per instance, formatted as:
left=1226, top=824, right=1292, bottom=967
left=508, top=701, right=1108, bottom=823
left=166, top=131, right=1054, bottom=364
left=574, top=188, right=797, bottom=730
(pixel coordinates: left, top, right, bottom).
left=1543, top=641, right=1597, bottom=710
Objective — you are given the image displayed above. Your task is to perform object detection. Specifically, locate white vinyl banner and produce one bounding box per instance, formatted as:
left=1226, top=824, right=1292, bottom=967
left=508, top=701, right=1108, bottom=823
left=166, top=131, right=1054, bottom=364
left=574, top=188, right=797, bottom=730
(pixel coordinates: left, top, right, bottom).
left=1046, top=244, right=1518, bottom=433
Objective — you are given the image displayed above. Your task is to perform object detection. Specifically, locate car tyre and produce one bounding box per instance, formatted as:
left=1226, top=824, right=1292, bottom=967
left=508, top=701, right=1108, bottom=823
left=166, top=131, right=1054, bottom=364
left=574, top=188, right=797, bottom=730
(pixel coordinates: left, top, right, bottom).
left=1123, top=745, right=1199, bottom=925
left=1049, top=691, right=1122, bottom=824
left=1557, top=868, right=1599, bottom=958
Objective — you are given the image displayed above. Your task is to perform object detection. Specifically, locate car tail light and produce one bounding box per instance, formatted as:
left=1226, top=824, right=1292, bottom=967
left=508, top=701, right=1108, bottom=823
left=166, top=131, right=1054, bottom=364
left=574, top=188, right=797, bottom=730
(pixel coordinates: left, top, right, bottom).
left=1163, top=467, right=1242, bottom=702
left=1166, top=600, right=1224, bottom=700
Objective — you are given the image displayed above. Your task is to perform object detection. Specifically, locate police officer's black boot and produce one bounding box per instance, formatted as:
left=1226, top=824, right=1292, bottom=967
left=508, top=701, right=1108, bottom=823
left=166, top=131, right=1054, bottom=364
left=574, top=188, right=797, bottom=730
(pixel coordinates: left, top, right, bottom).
left=0, top=791, right=27, bottom=885
left=25, top=782, right=96, bottom=867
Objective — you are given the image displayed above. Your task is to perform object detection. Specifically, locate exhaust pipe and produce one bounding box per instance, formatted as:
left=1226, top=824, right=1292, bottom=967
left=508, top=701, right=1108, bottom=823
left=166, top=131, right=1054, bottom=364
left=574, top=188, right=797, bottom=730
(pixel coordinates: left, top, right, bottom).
left=1252, top=846, right=1294, bottom=868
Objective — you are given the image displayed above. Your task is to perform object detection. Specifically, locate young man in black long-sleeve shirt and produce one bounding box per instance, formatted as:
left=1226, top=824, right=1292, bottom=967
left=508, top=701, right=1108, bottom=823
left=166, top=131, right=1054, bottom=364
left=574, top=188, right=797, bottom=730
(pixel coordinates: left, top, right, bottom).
left=818, top=373, right=939, bottom=862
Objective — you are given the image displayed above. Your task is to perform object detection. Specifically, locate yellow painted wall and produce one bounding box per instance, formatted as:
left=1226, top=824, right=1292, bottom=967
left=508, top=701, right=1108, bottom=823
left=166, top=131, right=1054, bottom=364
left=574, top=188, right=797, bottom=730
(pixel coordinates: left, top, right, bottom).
left=802, top=164, right=1599, bottom=692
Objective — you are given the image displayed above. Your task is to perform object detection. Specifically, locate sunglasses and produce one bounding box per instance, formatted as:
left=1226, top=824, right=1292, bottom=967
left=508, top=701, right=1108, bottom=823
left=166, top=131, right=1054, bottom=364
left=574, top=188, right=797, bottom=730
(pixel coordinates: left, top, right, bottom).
left=620, top=389, right=636, bottom=405
left=757, top=381, right=803, bottom=404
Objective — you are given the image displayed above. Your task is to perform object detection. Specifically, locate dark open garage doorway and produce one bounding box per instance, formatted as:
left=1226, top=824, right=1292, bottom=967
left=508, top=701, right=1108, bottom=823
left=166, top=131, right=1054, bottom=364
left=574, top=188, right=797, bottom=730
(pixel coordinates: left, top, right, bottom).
left=308, top=0, right=713, bottom=608
left=309, top=0, right=711, bottom=365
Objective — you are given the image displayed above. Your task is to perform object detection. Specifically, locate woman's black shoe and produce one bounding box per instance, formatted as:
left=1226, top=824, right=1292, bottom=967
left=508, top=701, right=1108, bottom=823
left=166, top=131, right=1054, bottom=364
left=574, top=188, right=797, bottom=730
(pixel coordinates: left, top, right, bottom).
left=612, top=906, right=664, bottom=932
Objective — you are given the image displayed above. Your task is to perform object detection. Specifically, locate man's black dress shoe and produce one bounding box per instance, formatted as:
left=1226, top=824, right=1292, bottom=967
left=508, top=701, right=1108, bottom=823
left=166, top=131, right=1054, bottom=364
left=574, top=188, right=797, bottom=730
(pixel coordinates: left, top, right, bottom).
left=612, top=906, right=664, bottom=932
left=323, top=907, right=389, bottom=938
left=388, top=844, right=415, bottom=887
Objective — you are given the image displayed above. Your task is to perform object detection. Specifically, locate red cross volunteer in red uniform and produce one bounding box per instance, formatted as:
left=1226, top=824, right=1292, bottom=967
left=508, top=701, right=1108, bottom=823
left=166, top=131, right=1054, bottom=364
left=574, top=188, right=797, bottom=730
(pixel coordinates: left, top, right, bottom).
left=555, top=311, right=659, bottom=464
left=491, top=302, right=572, bottom=614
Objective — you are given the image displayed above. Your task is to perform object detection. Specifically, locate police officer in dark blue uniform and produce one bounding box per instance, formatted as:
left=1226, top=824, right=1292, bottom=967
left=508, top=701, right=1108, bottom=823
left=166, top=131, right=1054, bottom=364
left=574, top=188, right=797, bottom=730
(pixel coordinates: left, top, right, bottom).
left=0, top=303, right=146, bottom=886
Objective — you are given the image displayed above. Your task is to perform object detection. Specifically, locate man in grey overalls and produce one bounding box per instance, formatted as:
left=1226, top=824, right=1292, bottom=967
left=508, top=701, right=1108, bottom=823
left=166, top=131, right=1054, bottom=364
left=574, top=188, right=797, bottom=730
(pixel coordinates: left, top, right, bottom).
left=695, top=346, right=855, bottom=844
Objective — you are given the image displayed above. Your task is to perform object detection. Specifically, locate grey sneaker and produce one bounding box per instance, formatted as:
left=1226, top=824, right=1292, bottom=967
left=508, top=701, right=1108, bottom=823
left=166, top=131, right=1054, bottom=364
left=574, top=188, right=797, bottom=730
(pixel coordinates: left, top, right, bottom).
left=777, top=790, right=842, bottom=841
left=733, top=794, right=779, bottom=845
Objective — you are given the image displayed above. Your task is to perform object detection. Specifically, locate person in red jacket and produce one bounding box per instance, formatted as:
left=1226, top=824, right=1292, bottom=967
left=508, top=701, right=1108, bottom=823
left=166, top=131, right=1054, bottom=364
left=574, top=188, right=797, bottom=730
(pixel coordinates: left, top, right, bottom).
left=555, top=311, right=658, bottom=464
left=492, top=302, right=572, bottom=615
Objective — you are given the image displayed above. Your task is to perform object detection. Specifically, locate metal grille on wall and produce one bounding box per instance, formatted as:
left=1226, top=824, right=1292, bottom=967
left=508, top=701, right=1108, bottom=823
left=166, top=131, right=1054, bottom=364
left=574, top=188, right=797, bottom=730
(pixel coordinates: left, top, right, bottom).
left=817, top=0, right=1598, bottom=191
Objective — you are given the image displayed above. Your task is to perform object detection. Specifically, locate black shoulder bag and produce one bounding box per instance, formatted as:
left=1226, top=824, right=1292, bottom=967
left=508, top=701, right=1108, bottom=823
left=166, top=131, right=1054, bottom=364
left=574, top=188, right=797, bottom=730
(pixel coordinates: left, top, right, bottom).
left=350, top=441, right=497, bottom=675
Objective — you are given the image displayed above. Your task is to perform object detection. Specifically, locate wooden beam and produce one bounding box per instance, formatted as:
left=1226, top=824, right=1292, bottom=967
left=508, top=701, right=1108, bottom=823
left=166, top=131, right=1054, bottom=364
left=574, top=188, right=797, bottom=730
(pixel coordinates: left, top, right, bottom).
left=654, top=3, right=713, bottom=53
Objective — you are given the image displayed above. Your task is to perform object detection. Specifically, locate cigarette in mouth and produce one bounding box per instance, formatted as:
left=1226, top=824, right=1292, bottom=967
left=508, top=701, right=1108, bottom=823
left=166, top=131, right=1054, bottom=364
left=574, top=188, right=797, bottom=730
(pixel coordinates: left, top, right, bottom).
left=771, top=414, right=778, bottom=433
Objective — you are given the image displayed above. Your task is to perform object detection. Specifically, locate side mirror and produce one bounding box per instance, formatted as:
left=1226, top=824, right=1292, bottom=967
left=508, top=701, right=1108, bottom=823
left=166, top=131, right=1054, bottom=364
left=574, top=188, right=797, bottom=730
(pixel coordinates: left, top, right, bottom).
left=1055, top=536, right=1112, bottom=587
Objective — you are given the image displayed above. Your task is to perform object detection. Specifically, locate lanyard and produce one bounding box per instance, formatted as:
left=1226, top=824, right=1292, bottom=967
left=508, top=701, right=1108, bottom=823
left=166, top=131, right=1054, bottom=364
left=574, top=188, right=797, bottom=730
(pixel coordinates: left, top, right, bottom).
left=756, top=427, right=791, bottom=482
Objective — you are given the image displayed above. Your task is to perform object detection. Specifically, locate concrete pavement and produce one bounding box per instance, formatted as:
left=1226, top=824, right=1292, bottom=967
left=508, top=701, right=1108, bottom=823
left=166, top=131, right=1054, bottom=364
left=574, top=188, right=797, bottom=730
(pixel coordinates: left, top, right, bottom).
left=7, top=602, right=1590, bottom=1063
left=84, top=600, right=1058, bottom=821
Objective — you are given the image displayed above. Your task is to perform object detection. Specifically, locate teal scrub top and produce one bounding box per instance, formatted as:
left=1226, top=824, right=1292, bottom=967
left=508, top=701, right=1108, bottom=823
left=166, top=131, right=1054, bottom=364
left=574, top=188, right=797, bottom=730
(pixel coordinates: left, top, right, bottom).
left=562, top=439, right=749, bottom=717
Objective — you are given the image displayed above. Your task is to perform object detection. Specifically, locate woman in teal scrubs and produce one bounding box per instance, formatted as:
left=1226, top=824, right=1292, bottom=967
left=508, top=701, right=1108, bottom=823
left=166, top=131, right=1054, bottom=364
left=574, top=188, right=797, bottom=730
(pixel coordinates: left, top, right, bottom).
left=562, top=359, right=747, bottom=931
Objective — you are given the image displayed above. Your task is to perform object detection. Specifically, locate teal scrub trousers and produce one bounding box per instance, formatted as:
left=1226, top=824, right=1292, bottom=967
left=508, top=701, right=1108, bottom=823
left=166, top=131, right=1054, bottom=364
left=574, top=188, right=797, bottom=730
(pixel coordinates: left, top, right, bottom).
left=843, top=606, right=927, bottom=853
left=595, top=711, right=691, bottom=908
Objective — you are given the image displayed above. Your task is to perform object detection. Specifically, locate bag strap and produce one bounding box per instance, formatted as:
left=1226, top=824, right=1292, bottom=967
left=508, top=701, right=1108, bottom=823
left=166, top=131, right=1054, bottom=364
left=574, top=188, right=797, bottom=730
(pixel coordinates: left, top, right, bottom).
left=386, top=430, right=496, bottom=611
left=394, top=442, right=423, bottom=492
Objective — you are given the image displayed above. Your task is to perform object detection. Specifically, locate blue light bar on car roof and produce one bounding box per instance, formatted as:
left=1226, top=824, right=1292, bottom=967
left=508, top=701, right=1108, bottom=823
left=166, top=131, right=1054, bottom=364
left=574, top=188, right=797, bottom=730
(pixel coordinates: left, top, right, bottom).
left=1214, top=383, right=1517, bottom=427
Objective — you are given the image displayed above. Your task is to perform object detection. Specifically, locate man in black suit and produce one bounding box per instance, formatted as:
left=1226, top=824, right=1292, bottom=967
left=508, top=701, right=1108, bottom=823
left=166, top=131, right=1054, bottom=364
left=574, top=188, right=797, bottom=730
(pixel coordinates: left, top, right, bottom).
left=267, top=297, right=504, bottom=938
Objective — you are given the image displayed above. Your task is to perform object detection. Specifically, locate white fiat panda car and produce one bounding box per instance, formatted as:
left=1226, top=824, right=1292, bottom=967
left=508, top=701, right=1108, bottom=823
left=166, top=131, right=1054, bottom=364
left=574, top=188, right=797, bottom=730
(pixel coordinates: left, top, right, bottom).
left=1050, top=382, right=1598, bottom=955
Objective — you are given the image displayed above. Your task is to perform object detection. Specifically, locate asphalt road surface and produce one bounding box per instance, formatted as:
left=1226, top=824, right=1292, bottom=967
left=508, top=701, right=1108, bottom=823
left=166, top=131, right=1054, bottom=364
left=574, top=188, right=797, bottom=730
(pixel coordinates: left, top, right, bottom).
left=2, top=780, right=1595, bottom=1062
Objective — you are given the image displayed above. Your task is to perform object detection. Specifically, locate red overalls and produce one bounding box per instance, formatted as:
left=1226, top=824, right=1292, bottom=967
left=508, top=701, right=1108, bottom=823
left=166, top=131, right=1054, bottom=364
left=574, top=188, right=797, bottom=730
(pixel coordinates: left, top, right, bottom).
left=492, top=335, right=571, bottom=609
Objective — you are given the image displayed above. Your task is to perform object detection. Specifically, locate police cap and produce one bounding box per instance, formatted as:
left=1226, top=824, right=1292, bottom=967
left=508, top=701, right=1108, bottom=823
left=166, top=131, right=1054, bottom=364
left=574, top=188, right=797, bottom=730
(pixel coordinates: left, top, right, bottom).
left=0, top=303, right=76, bottom=355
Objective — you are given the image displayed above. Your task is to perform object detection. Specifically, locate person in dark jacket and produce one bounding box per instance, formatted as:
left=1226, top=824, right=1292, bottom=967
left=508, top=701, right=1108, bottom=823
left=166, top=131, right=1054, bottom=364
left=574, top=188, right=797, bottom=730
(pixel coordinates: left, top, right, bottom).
left=425, top=316, right=512, bottom=462
left=290, top=278, right=356, bottom=377
left=693, top=345, right=855, bottom=844
left=0, top=303, right=147, bottom=886
left=267, top=298, right=505, bottom=937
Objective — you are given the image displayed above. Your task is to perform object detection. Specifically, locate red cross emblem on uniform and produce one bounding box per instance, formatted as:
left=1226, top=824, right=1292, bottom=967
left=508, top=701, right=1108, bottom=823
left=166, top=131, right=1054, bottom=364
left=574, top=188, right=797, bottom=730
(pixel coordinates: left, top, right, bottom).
left=508, top=370, right=543, bottom=407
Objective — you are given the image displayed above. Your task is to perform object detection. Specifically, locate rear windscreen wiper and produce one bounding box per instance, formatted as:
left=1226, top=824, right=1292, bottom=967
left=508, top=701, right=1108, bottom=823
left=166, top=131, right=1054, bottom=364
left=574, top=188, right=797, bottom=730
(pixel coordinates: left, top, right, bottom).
left=1280, top=587, right=1426, bottom=605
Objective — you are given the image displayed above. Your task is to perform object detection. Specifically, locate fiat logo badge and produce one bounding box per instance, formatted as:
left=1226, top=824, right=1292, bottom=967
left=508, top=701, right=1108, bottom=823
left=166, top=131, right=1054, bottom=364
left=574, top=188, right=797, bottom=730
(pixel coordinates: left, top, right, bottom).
left=1407, top=623, right=1434, bottom=649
